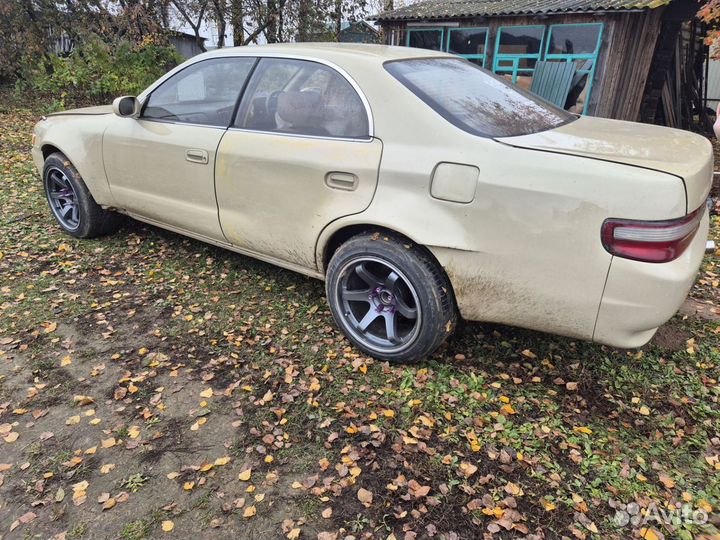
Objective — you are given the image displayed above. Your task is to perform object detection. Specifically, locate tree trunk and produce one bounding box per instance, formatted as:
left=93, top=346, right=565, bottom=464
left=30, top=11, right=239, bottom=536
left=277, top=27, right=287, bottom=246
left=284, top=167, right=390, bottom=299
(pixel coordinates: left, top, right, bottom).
left=214, top=0, right=227, bottom=48
left=266, top=0, right=278, bottom=43
left=231, top=0, right=244, bottom=45
left=334, top=0, right=342, bottom=42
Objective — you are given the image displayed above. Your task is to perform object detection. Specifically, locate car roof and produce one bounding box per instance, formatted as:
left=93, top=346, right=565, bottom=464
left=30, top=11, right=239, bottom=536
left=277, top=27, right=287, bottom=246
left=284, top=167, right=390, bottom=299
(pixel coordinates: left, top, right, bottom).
left=201, top=43, right=452, bottom=64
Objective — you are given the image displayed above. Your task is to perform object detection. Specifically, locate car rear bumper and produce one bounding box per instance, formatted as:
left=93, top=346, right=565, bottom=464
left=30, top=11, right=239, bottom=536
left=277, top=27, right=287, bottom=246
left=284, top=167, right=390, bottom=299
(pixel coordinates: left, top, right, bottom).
left=593, top=208, right=709, bottom=348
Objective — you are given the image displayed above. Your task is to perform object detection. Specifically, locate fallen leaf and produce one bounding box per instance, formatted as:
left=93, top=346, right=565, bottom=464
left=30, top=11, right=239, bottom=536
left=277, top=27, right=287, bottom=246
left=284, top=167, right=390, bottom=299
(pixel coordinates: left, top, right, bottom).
left=458, top=462, right=478, bottom=479
left=658, top=474, right=675, bottom=489
left=321, top=507, right=332, bottom=519
left=162, top=520, right=174, bottom=532
left=358, top=487, right=373, bottom=506
left=243, top=505, right=257, bottom=518
left=238, top=468, right=252, bottom=481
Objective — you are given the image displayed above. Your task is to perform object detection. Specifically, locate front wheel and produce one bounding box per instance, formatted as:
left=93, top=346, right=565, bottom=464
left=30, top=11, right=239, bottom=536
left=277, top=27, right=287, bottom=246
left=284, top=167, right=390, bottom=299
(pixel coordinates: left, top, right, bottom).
left=326, top=232, right=457, bottom=363
left=43, top=152, right=123, bottom=238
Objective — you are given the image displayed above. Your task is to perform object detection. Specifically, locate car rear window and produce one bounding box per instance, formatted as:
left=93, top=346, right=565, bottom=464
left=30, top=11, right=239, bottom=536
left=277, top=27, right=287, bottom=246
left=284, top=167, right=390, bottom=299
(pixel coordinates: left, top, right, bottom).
left=385, top=57, right=576, bottom=138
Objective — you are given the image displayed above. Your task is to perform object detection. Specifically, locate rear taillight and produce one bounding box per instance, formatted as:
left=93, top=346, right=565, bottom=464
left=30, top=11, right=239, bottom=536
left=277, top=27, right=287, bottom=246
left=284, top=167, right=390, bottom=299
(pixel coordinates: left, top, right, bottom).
left=601, top=204, right=705, bottom=263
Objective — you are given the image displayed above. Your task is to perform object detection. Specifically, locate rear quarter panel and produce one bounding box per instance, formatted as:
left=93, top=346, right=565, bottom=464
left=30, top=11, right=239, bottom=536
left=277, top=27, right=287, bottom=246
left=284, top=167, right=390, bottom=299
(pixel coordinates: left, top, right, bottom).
left=321, top=66, right=687, bottom=339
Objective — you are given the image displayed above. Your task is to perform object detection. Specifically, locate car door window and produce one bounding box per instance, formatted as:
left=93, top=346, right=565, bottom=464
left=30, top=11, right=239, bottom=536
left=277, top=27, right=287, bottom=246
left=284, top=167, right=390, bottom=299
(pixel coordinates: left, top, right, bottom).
left=143, top=57, right=255, bottom=127
left=236, top=58, right=369, bottom=139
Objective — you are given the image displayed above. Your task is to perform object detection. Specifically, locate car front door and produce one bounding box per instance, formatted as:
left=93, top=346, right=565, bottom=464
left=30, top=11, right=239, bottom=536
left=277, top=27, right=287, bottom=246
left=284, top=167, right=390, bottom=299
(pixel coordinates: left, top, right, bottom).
left=103, top=57, right=256, bottom=241
left=215, top=58, right=382, bottom=269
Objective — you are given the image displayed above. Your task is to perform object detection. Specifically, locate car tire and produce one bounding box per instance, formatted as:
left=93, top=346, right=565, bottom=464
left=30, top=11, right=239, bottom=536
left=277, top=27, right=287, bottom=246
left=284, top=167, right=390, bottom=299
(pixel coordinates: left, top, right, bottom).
left=43, top=152, right=123, bottom=238
left=326, top=231, right=457, bottom=363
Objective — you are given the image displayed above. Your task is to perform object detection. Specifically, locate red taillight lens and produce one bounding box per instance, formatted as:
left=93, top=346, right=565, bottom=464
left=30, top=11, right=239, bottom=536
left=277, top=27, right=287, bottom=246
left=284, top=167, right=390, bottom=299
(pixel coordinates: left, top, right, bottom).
left=601, top=204, right=705, bottom=263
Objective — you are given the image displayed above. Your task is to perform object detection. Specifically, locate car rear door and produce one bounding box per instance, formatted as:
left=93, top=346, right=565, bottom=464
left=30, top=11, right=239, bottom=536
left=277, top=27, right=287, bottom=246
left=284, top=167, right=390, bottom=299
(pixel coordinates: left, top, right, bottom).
left=215, top=57, right=382, bottom=270
left=103, top=56, right=256, bottom=241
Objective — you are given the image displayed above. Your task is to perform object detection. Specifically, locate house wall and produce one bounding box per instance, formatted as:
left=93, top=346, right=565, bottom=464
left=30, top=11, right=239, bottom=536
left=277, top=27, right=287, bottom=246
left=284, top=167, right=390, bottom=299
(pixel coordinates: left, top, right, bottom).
left=380, top=9, right=666, bottom=121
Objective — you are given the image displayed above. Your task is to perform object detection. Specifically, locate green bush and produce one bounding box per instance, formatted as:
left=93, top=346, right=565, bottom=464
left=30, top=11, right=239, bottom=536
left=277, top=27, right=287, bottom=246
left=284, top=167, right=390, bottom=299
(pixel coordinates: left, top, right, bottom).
left=16, top=34, right=182, bottom=108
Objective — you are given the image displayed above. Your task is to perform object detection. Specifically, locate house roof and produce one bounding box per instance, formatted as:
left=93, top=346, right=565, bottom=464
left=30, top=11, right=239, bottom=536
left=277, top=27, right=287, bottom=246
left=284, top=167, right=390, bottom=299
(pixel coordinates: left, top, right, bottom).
left=373, top=0, right=671, bottom=21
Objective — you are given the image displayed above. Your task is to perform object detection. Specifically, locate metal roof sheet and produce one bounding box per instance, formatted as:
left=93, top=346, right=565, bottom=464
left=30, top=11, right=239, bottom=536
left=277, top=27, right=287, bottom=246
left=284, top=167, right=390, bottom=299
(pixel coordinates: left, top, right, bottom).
left=374, top=0, right=670, bottom=21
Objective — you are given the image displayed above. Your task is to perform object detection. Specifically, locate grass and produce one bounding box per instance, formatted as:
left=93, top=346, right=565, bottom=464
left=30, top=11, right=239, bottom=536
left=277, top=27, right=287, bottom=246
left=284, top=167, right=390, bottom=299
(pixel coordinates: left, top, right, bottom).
left=0, top=87, right=718, bottom=539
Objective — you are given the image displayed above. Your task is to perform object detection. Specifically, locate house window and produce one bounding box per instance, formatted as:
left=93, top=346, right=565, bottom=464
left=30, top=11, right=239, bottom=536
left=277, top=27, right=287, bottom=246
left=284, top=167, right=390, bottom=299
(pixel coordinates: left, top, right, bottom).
left=492, top=25, right=545, bottom=83
left=545, top=23, right=604, bottom=115
left=407, top=28, right=444, bottom=51
left=447, top=27, right=489, bottom=67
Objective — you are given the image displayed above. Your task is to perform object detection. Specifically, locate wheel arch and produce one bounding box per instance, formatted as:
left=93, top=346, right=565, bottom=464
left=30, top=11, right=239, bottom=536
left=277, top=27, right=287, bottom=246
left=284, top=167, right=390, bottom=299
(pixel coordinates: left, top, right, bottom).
left=41, top=143, right=64, bottom=161
left=37, top=121, right=115, bottom=207
left=318, top=222, right=458, bottom=308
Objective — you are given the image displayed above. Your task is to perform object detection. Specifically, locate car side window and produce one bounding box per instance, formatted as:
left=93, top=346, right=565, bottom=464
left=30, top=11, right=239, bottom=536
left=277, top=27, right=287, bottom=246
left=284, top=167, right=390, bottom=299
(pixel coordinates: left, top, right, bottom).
left=143, top=58, right=255, bottom=127
left=236, top=58, right=369, bottom=139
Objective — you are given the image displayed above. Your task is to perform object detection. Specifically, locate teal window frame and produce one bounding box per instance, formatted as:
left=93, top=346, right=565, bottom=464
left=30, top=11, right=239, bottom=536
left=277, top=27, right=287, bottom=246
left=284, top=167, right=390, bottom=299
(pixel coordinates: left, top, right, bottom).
left=446, top=27, right=489, bottom=67
left=544, top=22, right=604, bottom=115
left=492, top=25, right=545, bottom=83
left=406, top=27, right=445, bottom=51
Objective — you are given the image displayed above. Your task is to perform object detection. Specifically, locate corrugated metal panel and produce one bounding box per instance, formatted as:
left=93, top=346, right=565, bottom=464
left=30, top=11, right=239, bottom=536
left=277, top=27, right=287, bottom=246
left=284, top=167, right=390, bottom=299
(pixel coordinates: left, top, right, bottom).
left=374, top=0, right=670, bottom=21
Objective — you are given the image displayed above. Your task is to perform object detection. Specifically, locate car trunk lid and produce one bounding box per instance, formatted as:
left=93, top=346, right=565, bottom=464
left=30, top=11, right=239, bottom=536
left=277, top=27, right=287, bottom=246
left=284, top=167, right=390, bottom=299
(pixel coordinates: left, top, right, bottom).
left=497, top=116, right=713, bottom=213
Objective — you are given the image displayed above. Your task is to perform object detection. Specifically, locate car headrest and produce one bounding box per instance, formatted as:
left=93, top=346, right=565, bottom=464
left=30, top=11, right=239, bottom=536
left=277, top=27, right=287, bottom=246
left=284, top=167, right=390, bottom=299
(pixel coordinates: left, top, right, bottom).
left=276, top=91, right=322, bottom=127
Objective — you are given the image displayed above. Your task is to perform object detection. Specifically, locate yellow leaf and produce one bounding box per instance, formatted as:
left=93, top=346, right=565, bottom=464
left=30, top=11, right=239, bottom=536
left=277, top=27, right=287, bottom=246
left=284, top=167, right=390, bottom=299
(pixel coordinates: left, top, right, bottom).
left=321, top=507, right=332, bottom=519
left=101, top=437, right=116, bottom=448
left=287, top=528, right=301, bottom=540
left=542, top=500, right=556, bottom=511
left=66, top=415, right=81, bottom=426
left=100, top=464, right=115, bottom=474
left=44, top=322, right=58, bottom=334
left=4, top=432, right=19, bottom=443
left=183, top=481, right=195, bottom=491
left=128, top=426, right=140, bottom=439
left=382, top=409, right=395, bottom=418
left=573, top=426, right=592, bottom=435
left=84, top=446, right=97, bottom=455
left=243, top=505, right=256, bottom=518
left=102, top=498, right=116, bottom=510
left=214, top=456, right=231, bottom=466
left=639, top=405, right=651, bottom=416
left=238, top=468, right=252, bottom=481
left=161, top=520, right=174, bottom=532
left=264, top=455, right=273, bottom=463
left=190, top=417, right=207, bottom=431
left=639, top=527, right=660, bottom=540
left=60, top=356, right=72, bottom=367
left=200, top=388, right=213, bottom=399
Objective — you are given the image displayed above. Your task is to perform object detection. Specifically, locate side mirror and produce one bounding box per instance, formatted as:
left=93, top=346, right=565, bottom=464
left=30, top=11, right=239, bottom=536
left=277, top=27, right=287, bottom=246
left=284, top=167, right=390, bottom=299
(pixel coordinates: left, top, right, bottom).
left=112, top=96, right=140, bottom=118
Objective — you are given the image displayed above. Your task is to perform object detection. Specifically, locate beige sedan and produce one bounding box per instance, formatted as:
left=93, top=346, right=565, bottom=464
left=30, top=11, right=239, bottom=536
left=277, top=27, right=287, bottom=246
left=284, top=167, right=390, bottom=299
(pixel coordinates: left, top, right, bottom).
left=32, top=43, right=712, bottom=362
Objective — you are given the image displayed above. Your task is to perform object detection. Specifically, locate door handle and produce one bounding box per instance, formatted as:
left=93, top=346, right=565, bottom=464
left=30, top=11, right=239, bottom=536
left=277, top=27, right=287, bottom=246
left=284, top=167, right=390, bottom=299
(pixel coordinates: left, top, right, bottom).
left=186, top=149, right=209, bottom=164
left=325, top=172, right=358, bottom=191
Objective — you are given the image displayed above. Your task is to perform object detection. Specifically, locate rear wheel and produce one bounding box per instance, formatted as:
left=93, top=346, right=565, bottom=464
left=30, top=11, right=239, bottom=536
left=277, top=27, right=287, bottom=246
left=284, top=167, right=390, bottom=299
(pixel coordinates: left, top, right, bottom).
left=43, top=152, right=123, bottom=238
left=326, top=232, right=457, bottom=363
